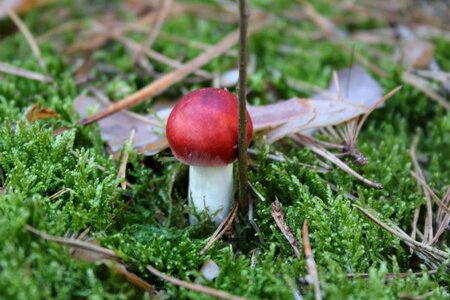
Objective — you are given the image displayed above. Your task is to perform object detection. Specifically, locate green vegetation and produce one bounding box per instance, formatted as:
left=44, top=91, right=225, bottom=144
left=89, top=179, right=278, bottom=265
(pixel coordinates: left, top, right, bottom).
left=0, top=0, right=448, bottom=299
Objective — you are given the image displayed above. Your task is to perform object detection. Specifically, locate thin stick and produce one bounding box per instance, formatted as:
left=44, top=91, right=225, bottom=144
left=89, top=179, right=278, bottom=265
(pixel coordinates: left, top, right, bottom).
left=142, top=0, right=173, bottom=51
left=1, top=3, right=48, bottom=74
left=238, top=0, right=250, bottom=212
left=272, top=198, right=301, bottom=258
left=199, top=203, right=239, bottom=255
left=409, top=136, right=433, bottom=243
left=0, top=62, right=52, bottom=82
left=117, top=36, right=211, bottom=78
left=294, top=134, right=383, bottom=189
left=146, top=264, right=249, bottom=300
left=25, top=225, right=118, bottom=259
left=302, top=220, right=322, bottom=300
left=80, top=19, right=268, bottom=126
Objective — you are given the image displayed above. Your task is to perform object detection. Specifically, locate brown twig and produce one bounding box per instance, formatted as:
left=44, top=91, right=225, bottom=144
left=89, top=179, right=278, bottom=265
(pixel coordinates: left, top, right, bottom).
left=409, top=136, right=433, bottom=243
left=26, top=225, right=156, bottom=294
left=302, top=220, right=322, bottom=300
left=402, top=72, right=450, bottom=111
left=0, top=62, right=52, bottom=83
left=353, top=205, right=449, bottom=269
left=238, top=0, right=250, bottom=212
left=199, top=203, right=239, bottom=255
left=117, top=36, right=211, bottom=79
left=347, top=269, right=438, bottom=280
left=141, top=0, right=173, bottom=52
left=294, top=134, right=383, bottom=189
left=146, top=264, right=249, bottom=300
left=271, top=198, right=301, bottom=258
left=1, top=3, right=49, bottom=75
left=80, top=17, right=269, bottom=126
left=25, top=225, right=118, bottom=259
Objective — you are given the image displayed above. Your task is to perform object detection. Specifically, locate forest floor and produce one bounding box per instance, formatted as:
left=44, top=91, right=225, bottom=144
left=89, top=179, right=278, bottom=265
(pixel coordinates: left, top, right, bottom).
left=0, top=0, right=449, bottom=299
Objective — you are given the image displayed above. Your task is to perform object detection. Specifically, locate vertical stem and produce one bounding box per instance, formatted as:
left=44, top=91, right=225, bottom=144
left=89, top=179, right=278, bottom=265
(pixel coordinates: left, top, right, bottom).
left=238, top=0, right=250, bottom=212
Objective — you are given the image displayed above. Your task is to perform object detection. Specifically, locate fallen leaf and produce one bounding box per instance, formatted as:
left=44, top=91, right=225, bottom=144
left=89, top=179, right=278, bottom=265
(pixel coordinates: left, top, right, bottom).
left=312, top=64, right=383, bottom=108
left=260, top=98, right=367, bottom=144
left=73, top=95, right=167, bottom=155
left=24, top=103, right=59, bottom=122
left=247, top=98, right=314, bottom=131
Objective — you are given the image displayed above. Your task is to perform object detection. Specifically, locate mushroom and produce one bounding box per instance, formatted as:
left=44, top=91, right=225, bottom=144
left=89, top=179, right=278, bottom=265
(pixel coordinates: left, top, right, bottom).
left=166, top=88, right=253, bottom=224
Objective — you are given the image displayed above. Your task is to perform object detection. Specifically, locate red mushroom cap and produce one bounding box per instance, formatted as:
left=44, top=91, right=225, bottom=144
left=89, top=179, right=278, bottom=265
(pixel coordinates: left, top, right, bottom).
left=166, top=88, right=253, bottom=166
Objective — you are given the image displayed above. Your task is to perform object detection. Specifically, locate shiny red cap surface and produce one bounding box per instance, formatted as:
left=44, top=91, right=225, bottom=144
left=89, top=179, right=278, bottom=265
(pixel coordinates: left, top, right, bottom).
left=166, top=88, right=253, bottom=166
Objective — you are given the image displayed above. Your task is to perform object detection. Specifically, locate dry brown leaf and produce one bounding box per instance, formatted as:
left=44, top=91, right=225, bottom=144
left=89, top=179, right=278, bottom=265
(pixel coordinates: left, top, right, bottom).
left=263, top=99, right=367, bottom=144
left=24, top=103, right=59, bottom=122
left=73, top=95, right=167, bottom=155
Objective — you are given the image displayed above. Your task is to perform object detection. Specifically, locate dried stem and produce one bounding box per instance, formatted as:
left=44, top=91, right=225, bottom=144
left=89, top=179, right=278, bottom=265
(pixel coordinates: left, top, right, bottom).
left=272, top=198, right=301, bottom=258
left=26, top=225, right=118, bottom=259
left=199, top=203, right=239, bottom=255
left=302, top=220, right=322, bottom=300
left=0, top=62, right=52, bottom=83
left=1, top=3, right=49, bottom=75
left=146, top=264, right=248, bottom=300
left=238, top=0, right=250, bottom=212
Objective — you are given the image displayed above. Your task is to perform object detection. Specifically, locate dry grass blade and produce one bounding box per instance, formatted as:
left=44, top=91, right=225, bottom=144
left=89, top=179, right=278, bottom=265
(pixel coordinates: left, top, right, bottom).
left=402, top=72, right=450, bottom=110
left=272, top=198, right=301, bottom=258
left=25, top=225, right=118, bottom=259
left=118, top=36, right=211, bottom=78
left=0, top=62, right=52, bottom=82
left=353, top=86, right=402, bottom=143
left=49, top=188, right=72, bottom=201
left=102, top=260, right=155, bottom=294
left=353, top=205, right=449, bottom=269
left=410, top=172, right=450, bottom=215
left=1, top=3, right=49, bottom=75
left=294, top=134, right=383, bottom=189
left=117, top=129, right=136, bottom=190
left=141, top=0, right=173, bottom=52
left=146, top=264, right=249, bottom=300
left=302, top=220, right=322, bottom=300
left=199, top=203, right=239, bottom=255
left=80, top=17, right=270, bottom=125
left=26, top=225, right=156, bottom=293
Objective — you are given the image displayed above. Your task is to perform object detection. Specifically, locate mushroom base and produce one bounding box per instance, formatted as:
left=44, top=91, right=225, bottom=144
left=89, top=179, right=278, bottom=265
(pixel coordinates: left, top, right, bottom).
left=188, top=164, right=233, bottom=224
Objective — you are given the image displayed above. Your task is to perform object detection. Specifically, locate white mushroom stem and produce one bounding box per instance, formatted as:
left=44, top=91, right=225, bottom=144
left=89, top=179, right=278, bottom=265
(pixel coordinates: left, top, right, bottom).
left=188, top=164, right=233, bottom=224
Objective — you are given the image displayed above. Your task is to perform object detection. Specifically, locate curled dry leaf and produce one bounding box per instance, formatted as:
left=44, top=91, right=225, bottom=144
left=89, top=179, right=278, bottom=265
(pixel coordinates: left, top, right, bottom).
left=256, top=98, right=367, bottom=144
left=24, top=103, right=59, bottom=122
